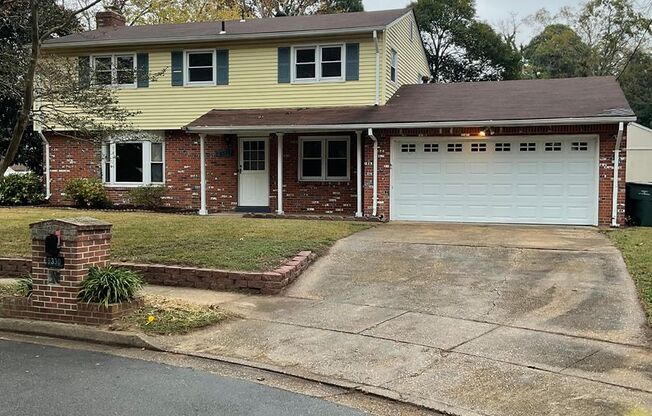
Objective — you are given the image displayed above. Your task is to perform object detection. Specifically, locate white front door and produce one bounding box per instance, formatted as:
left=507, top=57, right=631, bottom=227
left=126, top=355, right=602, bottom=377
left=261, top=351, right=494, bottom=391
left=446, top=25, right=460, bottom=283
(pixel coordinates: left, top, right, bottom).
left=238, top=137, right=269, bottom=207
left=391, top=136, right=599, bottom=225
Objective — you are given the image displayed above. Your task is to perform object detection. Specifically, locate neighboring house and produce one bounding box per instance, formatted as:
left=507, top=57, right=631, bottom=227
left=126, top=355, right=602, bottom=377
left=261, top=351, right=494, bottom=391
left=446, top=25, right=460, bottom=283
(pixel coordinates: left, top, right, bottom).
left=626, top=123, right=652, bottom=184
left=3, top=165, right=31, bottom=177
left=40, top=8, right=636, bottom=226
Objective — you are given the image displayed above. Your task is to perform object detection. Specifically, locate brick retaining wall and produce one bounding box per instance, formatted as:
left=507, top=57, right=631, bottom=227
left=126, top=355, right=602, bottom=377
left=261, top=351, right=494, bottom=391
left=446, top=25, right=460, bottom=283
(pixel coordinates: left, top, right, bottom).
left=1, top=296, right=143, bottom=325
left=0, top=251, right=315, bottom=295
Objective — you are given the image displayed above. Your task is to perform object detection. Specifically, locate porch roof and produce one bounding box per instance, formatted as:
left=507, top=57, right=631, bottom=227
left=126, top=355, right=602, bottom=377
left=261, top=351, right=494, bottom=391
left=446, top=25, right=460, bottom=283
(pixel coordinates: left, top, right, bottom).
left=185, top=76, right=636, bottom=133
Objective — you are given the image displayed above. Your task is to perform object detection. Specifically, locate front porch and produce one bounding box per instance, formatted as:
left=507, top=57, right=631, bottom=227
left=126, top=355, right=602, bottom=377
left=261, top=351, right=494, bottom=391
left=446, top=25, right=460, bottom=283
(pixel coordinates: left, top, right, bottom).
left=193, top=131, right=374, bottom=218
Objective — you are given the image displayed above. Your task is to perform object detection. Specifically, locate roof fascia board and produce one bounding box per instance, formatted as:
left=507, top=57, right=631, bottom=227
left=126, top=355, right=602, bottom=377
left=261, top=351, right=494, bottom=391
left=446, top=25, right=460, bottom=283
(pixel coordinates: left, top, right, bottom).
left=42, top=26, right=385, bottom=50
left=185, top=116, right=638, bottom=133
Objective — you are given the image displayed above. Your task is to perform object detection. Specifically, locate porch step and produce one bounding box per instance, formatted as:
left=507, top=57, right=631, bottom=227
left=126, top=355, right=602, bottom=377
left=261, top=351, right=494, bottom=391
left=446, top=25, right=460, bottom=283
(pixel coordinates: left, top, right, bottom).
left=235, top=206, right=271, bottom=213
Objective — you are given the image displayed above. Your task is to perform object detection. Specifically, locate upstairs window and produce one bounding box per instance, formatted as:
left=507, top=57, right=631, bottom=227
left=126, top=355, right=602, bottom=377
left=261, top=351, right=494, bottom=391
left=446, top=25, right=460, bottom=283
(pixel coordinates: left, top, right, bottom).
left=293, top=45, right=344, bottom=82
left=390, top=49, right=398, bottom=83
left=185, top=51, right=215, bottom=85
left=299, top=137, right=350, bottom=181
left=102, top=139, right=165, bottom=185
left=92, top=54, right=136, bottom=87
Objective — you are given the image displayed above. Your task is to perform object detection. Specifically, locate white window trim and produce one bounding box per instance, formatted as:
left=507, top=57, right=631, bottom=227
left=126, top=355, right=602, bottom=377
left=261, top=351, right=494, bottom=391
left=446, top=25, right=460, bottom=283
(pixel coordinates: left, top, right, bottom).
left=91, top=53, right=137, bottom=88
left=390, top=48, right=399, bottom=84
left=291, top=44, right=346, bottom=84
left=299, top=136, right=350, bottom=181
left=102, top=140, right=165, bottom=187
left=184, top=49, right=217, bottom=87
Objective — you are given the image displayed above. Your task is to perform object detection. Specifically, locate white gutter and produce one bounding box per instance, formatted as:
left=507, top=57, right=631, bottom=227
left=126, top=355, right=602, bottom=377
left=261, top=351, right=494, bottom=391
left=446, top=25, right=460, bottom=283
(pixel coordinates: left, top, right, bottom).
left=276, top=132, right=284, bottom=215
left=42, top=26, right=387, bottom=50
left=373, top=30, right=380, bottom=106
left=368, top=128, right=378, bottom=217
left=185, top=116, right=637, bottom=134
left=611, top=122, right=625, bottom=227
left=37, top=131, right=51, bottom=199
left=355, top=130, right=363, bottom=217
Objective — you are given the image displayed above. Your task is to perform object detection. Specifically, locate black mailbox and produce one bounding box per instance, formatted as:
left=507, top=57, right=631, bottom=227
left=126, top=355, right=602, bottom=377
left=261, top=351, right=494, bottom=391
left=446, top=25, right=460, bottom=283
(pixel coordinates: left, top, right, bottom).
left=45, top=234, right=60, bottom=257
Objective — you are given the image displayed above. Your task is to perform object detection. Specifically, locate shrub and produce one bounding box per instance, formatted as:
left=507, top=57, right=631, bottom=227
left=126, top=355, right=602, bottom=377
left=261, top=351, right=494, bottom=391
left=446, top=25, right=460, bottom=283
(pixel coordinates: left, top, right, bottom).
left=0, top=173, right=45, bottom=205
left=17, top=275, right=33, bottom=297
left=79, top=266, right=144, bottom=307
left=64, top=178, right=111, bottom=208
left=127, top=186, right=166, bottom=210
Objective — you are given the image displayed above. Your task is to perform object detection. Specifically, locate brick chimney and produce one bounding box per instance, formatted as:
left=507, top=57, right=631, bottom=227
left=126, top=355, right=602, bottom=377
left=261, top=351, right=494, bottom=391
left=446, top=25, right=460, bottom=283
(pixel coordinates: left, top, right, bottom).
left=96, top=10, right=126, bottom=28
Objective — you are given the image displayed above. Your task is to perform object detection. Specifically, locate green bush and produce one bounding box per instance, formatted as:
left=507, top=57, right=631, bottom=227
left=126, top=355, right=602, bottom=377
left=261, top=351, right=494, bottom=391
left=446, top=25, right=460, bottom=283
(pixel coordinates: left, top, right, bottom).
left=0, top=173, right=45, bottom=205
left=17, top=275, right=33, bottom=297
left=79, top=266, right=144, bottom=307
left=63, top=178, right=111, bottom=208
left=127, top=186, right=166, bottom=210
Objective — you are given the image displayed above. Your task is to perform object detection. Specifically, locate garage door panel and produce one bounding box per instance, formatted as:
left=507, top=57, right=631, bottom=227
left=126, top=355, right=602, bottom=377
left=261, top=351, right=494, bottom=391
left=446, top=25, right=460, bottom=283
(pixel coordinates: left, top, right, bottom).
left=392, top=137, right=598, bottom=225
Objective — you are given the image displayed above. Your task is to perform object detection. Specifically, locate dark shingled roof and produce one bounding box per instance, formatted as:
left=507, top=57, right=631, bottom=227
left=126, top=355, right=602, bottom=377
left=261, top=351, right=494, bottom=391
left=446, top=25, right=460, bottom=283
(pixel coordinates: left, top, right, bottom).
left=43, top=8, right=409, bottom=48
left=186, top=77, right=635, bottom=130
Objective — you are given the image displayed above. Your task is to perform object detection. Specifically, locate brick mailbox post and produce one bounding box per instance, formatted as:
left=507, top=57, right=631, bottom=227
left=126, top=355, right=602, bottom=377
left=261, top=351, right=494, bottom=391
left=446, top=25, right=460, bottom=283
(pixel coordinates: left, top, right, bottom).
left=2, top=217, right=140, bottom=324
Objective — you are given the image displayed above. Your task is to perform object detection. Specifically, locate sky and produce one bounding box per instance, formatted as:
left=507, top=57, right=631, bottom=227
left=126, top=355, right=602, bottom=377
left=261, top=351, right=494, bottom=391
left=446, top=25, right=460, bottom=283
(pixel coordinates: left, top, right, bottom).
left=362, top=0, right=585, bottom=43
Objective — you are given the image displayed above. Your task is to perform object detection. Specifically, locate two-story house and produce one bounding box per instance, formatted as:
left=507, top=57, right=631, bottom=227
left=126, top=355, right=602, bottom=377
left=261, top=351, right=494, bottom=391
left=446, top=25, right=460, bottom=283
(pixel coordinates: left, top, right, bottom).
left=41, top=8, right=636, bottom=226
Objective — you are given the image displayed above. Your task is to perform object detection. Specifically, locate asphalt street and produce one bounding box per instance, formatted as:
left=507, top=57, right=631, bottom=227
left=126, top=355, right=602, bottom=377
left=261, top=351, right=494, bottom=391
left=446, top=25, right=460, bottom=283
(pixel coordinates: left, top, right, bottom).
left=0, top=339, right=364, bottom=416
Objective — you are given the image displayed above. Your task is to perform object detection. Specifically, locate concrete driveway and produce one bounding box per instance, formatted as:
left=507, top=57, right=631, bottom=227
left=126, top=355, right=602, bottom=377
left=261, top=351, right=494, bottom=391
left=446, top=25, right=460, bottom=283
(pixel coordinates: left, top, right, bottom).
left=161, top=223, right=652, bottom=416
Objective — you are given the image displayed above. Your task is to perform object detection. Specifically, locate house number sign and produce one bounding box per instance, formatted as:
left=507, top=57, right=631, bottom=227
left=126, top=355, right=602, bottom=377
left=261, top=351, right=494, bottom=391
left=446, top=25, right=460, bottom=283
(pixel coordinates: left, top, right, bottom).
left=44, top=232, right=64, bottom=269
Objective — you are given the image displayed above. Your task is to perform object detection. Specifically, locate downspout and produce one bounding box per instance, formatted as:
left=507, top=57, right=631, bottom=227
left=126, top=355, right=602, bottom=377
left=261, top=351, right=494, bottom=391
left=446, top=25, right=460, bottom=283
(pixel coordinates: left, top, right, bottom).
left=37, top=130, right=51, bottom=200
left=611, top=122, right=625, bottom=227
left=368, top=128, right=378, bottom=217
left=373, top=30, right=380, bottom=106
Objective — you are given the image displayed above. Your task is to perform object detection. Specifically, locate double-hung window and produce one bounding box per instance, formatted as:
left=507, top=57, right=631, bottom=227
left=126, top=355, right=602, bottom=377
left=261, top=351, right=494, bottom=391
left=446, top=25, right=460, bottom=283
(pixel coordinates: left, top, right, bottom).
left=299, top=137, right=350, bottom=181
left=92, top=54, right=136, bottom=87
left=293, top=45, right=344, bottom=82
left=185, top=50, right=215, bottom=85
left=390, top=49, right=398, bottom=83
left=102, top=140, right=165, bottom=185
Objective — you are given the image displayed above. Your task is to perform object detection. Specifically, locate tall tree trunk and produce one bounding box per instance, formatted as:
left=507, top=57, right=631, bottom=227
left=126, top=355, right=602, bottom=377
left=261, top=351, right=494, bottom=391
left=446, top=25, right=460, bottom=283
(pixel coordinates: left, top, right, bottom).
left=0, top=0, right=39, bottom=177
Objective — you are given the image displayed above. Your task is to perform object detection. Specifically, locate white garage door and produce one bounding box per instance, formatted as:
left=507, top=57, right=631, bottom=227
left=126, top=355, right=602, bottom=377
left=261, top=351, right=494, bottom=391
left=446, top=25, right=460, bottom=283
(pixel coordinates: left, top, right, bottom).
left=391, top=137, right=598, bottom=225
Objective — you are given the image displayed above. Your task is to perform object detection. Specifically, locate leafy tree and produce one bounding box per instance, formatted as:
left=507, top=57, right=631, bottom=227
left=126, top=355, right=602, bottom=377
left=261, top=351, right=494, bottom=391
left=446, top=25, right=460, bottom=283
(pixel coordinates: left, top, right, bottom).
left=619, top=50, right=652, bottom=127
left=523, top=24, right=591, bottom=78
left=113, top=0, right=243, bottom=25
left=245, top=0, right=319, bottom=17
left=318, top=0, right=363, bottom=14
left=413, top=0, right=521, bottom=82
left=575, top=0, right=651, bottom=76
left=0, top=0, right=77, bottom=174
left=0, top=0, right=141, bottom=177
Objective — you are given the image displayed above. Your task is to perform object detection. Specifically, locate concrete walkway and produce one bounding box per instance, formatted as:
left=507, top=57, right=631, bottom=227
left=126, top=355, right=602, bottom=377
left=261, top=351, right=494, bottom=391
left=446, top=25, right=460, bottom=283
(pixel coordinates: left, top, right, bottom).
left=147, top=224, right=652, bottom=416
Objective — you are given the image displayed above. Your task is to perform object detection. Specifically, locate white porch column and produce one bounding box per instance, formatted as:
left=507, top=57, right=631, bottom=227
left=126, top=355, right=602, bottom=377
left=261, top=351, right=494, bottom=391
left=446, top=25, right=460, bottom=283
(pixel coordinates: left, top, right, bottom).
left=276, top=132, right=284, bottom=215
left=356, top=131, right=363, bottom=217
left=198, top=134, right=208, bottom=216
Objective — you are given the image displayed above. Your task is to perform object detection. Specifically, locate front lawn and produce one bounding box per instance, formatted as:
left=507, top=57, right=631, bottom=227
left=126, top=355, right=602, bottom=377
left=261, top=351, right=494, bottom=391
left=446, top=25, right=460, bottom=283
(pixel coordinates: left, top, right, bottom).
left=0, top=208, right=369, bottom=271
left=607, top=227, right=652, bottom=325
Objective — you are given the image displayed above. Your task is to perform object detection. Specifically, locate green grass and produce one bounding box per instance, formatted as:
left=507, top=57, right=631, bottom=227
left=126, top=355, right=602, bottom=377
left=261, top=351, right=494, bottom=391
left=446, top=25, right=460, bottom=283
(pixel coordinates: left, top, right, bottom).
left=118, top=296, right=229, bottom=335
left=607, top=227, right=652, bottom=325
left=0, top=207, right=369, bottom=271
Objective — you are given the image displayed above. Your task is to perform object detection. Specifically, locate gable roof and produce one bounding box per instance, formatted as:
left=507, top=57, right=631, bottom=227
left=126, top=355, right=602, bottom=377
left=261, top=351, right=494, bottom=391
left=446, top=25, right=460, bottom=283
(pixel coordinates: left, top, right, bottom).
left=186, top=77, right=636, bottom=132
left=43, top=8, right=409, bottom=49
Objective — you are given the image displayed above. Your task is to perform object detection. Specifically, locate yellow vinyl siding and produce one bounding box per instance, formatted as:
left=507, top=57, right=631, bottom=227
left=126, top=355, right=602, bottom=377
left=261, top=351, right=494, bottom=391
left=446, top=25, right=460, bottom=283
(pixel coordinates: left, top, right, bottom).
left=382, top=12, right=430, bottom=103
left=51, top=35, right=378, bottom=130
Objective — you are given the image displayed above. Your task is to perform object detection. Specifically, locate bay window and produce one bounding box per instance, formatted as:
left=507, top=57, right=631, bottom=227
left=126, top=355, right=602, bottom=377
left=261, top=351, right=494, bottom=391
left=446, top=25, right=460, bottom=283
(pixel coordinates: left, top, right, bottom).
left=293, top=45, right=344, bottom=82
left=102, top=140, right=165, bottom=185
left=92, top=54, right=136, bottom=87
left=299, top=137, right=350, bottom=181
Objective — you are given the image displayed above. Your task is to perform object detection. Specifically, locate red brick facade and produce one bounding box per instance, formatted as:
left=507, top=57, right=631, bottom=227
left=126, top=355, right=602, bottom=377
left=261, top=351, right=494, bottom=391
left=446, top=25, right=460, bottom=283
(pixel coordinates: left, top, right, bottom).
left=46, top=123, right=625, bottom=226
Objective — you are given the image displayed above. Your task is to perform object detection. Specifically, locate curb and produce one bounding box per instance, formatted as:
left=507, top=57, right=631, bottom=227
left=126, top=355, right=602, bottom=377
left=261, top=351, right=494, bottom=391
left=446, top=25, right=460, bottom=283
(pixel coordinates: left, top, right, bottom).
left=0, top=318, right=164, bottom=351
left=0, top=318, right=475, bottom=416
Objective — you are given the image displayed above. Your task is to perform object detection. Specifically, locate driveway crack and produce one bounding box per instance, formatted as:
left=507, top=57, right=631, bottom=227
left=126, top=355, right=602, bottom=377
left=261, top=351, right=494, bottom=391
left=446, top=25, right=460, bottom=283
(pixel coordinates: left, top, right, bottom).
left=357, top=310, right=410, bottom=334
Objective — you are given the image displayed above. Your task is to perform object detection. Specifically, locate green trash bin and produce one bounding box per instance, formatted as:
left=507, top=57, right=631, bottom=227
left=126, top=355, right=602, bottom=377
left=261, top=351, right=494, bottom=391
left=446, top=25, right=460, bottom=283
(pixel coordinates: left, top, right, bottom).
left=626, top=183, right=652, bottom=226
